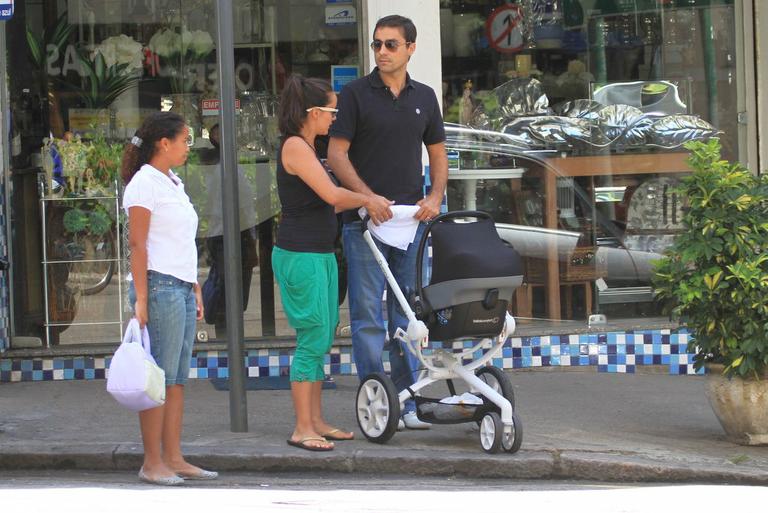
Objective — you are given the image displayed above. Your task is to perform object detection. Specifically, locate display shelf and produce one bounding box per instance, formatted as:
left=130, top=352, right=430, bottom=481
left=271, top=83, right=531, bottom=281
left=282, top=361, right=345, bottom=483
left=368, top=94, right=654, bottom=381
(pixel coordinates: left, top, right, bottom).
left=39, top=176, right=123, bottom=347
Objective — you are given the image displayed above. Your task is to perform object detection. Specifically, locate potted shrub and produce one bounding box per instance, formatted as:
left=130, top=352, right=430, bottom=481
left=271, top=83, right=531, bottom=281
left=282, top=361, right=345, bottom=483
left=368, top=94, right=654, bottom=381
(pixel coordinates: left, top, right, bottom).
left=653, top=138, right=768, bottom=445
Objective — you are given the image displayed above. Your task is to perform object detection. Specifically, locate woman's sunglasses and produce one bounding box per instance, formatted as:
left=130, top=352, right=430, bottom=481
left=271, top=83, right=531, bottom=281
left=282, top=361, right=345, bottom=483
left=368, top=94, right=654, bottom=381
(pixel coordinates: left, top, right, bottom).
left=370, top=39, right=412, bottom=52
left=306, top=106, right=339, bottom=114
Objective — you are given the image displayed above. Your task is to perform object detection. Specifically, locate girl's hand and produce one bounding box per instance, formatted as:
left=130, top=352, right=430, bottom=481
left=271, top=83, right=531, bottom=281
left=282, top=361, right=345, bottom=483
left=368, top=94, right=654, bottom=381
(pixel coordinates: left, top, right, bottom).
left=195, top=284, right=204, bottom=321
left=134, top=298, right=149, bottom=328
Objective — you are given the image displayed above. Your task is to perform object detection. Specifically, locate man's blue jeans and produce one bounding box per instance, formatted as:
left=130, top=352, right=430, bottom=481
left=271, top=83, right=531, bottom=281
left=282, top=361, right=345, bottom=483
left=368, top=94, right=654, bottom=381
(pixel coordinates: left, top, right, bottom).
left=343, top=221, right=428, bottom=415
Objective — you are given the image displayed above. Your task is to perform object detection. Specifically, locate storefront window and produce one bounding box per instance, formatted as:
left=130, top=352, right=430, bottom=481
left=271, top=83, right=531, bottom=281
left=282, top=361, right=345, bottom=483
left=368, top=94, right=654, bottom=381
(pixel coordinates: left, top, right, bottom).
left=6, top=0, right=361, bottom=346
left=440, top=0, right=742, bottom=331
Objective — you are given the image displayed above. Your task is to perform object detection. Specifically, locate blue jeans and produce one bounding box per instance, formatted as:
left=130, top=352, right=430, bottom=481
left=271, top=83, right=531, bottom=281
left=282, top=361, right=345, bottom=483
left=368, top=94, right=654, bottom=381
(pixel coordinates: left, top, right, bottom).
left=343, top=221, right=428, bottom=415
left=129, top=271, right=197, bottom=386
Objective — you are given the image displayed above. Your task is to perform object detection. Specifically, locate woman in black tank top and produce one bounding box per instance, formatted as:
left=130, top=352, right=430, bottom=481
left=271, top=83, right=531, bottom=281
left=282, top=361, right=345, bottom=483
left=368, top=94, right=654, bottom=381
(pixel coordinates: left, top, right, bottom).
left=274, top=75, right=391, bottom=452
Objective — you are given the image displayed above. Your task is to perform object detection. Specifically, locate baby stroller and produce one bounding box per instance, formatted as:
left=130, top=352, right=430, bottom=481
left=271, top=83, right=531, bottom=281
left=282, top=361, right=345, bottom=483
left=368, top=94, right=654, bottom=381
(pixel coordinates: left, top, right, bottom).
left=354, top=210, right=525, bottom=453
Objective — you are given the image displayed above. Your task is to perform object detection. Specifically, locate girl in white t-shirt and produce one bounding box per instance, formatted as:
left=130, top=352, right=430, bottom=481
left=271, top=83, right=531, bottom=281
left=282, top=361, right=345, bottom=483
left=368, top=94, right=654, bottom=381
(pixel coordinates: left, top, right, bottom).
left=121, top=112, right=217, bottom=486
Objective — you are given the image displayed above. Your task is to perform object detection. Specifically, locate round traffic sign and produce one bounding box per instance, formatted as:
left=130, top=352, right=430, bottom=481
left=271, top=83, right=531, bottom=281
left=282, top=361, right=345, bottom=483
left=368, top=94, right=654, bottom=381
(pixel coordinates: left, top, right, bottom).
left=485, top=4, right=524, bottom=53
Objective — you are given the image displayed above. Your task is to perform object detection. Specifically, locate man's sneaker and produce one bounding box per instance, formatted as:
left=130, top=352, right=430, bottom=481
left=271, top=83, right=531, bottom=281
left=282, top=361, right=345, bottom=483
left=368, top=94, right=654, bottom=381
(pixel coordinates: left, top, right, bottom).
left=402, top=411, right=431, bottom=430
left=397, top=418, right=405, bottom=431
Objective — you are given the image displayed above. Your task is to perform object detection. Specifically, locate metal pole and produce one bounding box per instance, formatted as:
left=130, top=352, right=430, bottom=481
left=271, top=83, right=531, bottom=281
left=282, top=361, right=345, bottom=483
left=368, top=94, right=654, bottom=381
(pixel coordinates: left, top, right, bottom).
left=0, top=20, right=14, bottom=350
left=215, top=0, right=248, bottom=432
left=701, top=7, right=718, bottom=127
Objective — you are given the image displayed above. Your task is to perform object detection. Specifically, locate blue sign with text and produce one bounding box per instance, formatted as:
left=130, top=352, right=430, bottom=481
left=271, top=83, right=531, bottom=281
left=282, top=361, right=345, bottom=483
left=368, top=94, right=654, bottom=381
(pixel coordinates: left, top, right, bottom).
left=331, top=65, right=358, bottom=93
left=0, top=0, right=13, bottom=20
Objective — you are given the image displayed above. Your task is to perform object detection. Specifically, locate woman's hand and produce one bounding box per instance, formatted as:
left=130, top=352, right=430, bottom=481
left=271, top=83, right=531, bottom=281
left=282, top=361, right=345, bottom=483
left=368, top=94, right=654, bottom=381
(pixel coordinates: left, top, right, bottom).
left=134, top=298, right=149, bottom=328
left=365, top=194, right=395, bottom=225
left=194, top=283, right=204, bottom=321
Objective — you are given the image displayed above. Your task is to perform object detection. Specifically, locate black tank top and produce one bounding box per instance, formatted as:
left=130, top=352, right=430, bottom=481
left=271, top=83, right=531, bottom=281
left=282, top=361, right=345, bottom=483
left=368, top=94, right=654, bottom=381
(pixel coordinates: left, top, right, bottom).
left=275, top=137, right=338, bottom=253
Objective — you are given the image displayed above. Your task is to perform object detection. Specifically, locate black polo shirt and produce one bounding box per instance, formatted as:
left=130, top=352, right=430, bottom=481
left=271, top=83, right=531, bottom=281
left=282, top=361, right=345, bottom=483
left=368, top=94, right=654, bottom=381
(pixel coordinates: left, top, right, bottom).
left=330, top=68, right=446, bottom=223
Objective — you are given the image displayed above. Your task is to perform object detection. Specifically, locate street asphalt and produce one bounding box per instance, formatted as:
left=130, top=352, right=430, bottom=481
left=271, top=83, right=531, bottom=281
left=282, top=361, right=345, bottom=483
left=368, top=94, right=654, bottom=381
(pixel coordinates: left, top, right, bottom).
left=1, top=369, right=767, bottom=485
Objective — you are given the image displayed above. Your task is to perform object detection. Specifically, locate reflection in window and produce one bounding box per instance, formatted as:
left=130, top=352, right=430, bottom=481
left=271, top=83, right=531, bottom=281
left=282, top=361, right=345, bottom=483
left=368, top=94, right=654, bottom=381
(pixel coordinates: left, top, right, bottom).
left=7, top=0, right=361, bottom=344
left=440, top=0, right=738, bottom=329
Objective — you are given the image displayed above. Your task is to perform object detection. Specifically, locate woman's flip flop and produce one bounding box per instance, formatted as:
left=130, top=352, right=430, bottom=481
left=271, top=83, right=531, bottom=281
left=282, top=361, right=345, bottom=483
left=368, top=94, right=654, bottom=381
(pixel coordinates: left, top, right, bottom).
left=286, top=437, right=334, bottom=451
left=321, top=428, right=355, bottom=441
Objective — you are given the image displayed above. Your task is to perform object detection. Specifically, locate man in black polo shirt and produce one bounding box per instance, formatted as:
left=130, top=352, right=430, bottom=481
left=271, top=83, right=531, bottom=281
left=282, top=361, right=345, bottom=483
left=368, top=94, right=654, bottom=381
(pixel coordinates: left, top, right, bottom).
left=328, top=15, right=448, bottom=430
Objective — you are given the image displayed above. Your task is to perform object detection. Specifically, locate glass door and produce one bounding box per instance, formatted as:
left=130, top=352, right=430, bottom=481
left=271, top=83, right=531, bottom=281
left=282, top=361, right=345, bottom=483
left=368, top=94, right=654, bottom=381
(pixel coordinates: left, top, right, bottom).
left=4, top=0, right=362, bottom=346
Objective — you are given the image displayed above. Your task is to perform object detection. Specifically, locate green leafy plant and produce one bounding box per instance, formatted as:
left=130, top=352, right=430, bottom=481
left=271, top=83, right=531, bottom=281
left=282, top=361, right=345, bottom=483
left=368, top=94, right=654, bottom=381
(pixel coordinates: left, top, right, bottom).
left=50, top=33, right=144, bottom=109
left=85, top=131, right=123, bottom=185
left=59, top=50, right=142, bottom=109
left=26, top=12, right=73, bottom=70
left=653, top=139, right=768, bottom=379
left=62, top=205, right=112, bottom=236
left=87, top=208, right=112, bottom=237
left=62, top=208, right=89, bottom=234
left=26, top=12, right=74, bottom=133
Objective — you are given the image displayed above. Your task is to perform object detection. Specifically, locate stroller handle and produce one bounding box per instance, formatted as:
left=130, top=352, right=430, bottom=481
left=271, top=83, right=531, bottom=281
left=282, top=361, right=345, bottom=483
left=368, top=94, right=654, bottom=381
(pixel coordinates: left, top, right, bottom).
left=361, top=214, right=371, bottom=233
left=415, top=210, right=494, bottom=310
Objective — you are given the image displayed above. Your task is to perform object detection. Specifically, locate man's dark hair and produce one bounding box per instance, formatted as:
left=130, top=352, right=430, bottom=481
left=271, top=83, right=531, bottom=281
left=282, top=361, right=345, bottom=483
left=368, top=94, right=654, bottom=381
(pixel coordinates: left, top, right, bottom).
left=374, top=15, right=417, bottom=43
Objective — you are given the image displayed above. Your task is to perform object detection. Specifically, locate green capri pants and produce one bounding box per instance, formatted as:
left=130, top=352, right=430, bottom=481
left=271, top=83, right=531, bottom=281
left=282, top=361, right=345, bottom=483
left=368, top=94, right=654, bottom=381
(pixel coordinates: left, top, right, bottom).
left=272, top=246, right=339, bottom=382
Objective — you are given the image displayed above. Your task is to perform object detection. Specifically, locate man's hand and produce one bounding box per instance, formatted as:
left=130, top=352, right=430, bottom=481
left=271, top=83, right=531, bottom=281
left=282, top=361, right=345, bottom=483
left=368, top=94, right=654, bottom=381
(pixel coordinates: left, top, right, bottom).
left=365, top=194, right=394, bottom=225
left=414, top=193, right=442, bottom=222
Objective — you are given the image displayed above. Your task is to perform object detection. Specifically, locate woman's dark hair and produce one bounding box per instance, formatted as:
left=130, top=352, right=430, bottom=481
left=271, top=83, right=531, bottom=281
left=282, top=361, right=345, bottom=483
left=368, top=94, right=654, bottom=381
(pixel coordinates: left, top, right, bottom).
left=120, top=111, right=186, bottom=185
left=278, top=74, right=333, bottom=138
left=374, top=15, right=417, bottom=43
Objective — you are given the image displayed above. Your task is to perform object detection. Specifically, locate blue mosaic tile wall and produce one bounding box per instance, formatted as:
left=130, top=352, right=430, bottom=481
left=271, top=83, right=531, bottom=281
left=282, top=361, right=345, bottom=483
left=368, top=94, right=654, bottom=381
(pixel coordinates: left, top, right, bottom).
left=0, top=177, right=9, bottom=353
left=0, top=328, right=701, bottom=382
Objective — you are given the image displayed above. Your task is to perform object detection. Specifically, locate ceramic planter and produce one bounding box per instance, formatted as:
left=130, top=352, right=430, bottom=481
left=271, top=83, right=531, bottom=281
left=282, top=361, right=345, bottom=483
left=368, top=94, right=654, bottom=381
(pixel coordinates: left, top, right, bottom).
left=705, top=363, right=768, bottom=445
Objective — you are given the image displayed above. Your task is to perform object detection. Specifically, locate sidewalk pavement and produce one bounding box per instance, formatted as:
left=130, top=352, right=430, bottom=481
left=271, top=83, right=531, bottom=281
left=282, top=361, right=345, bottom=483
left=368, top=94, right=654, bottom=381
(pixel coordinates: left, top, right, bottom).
left=1, top=369, right=767, bottom=484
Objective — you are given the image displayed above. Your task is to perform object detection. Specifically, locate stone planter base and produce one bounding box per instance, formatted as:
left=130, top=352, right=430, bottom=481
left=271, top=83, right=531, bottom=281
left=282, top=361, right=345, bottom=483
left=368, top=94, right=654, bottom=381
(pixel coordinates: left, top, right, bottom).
left=705, top=364, right=768, bottom=445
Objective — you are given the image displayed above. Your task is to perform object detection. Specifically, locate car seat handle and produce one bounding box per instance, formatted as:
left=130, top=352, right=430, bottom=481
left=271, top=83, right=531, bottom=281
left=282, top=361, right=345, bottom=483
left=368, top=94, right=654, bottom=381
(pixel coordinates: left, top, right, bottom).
left=415, top=210, right=494, bottom=311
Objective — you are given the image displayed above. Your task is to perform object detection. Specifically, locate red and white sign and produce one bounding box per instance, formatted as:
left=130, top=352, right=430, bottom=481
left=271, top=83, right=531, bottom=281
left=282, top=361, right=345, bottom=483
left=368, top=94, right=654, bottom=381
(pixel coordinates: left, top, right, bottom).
left=485, top=4, right=524, bottom=53
left=201, top=98, right=241, bottom=117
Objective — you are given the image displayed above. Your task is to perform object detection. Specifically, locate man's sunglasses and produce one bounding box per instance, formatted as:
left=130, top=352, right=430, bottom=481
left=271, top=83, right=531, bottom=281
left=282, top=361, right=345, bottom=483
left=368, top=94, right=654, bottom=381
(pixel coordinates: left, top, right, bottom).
left=370, top=39, right=412, bottom=52
left=306, top=106, right=339, bottom=114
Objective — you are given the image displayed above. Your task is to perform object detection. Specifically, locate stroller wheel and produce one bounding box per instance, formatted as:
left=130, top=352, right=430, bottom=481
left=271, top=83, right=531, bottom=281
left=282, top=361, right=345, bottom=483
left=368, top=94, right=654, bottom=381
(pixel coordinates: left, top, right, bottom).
left=356, top=373, right=401, bottom=444
left=479, top=411, right=503, bottom=453
left=502, top=411, right=523, bottom=453
left=475, top=366, right=515, bottom=411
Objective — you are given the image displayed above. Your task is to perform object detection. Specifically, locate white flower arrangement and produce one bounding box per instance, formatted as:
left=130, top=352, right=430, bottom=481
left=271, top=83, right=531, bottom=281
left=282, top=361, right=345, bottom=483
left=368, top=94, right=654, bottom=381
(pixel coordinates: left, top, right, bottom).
left=149, top=28, right=215, bottom=92
left=149, top=28, right=214, bottom=60
left=184, top=29, right=215, bottom=58
left=148, top=28, right=178, bottom=58
left=92, top=34, right=144, bottom=72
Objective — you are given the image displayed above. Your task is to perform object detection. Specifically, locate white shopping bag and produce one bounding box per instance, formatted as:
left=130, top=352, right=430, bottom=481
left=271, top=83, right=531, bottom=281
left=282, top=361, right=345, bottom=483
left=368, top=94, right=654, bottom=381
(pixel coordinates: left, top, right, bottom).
left=106, top=318, right=166, bottom=411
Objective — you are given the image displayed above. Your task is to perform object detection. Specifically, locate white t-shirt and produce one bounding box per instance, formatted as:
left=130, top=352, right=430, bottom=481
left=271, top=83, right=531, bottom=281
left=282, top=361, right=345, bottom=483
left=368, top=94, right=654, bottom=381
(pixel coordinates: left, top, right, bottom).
left=123, top=164, right=199, bottom=284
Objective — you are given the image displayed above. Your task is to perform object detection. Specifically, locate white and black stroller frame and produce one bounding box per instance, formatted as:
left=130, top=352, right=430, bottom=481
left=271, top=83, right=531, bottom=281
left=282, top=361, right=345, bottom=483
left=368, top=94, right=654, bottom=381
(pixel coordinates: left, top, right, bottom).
left=354, top=210, right=525, bottom=453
